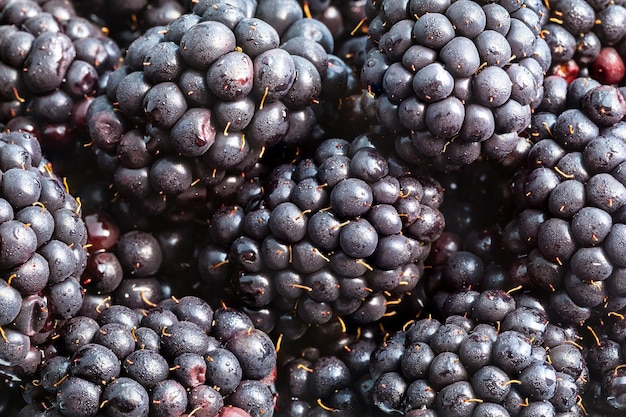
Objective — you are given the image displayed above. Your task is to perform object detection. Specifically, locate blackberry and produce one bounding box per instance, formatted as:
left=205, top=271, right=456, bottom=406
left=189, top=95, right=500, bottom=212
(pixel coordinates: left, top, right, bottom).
left=0, top=131, right=89, bottom=379
left=364, top=289, right=590, bottom=416
left=361, top=0, right=550, bottom=170
left=74, top=0, right=188, bottom=48
left=0, top=0, right=122, bottom=162
left=542, top=0, right=626, bottom=86
left=85, top=2, right=364, bottom=225
left=16, top=296, right=277, bottom=417
left=198, top=137, right=444, bottom=333
left=504, top=78, right=626, bottom=327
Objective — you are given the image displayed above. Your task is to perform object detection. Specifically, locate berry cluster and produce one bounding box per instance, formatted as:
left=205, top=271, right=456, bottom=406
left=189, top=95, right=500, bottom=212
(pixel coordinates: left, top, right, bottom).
left=361, top=0, right=551, bottom=169
left=541, top=0, right=626, bottom=84
left=198, top=137, right=445, bottom=332
left=504, top=79, right=626, bottom=326
left=365, top=294, right=588, bottom=417
left=85, top=0, right=365, bottom=222
left=21, top=297, right=277, bottom=417
left=0, top=0, right=121, bottom=156
left=0, top=130, right=88, bottom=377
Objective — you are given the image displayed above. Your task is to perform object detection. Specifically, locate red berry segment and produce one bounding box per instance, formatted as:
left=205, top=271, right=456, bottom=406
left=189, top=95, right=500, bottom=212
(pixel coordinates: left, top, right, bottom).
left=591, top=47, right=626, bottom=85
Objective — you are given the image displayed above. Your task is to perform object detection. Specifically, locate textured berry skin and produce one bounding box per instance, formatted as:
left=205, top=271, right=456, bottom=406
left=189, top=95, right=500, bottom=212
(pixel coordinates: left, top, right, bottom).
left=0, top=131, right=88, bottom=375
left=0, top=0, right=122, bottom=161
left=504, top=77, right=626, bottom=333
left=275, top=283, right=588, bottom=416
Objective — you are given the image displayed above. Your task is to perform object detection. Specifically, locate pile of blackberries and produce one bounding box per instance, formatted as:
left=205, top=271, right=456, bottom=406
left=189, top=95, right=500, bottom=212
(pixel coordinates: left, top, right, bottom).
left=2, top=0, right=626, bottom=416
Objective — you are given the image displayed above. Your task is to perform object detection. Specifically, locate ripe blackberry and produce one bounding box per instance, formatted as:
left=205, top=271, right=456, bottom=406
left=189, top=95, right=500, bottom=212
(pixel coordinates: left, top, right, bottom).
left=0, top=0, right=122, bottom=161
left=16, top=296, right=277, bottom=417
left=361, top=0, right=550, bottom=170
left=504, top=78, right=626, bottom=327
left=198, top=137, right=445, bottom=333
left=85, top=2, right=364, bottom=225
left=542, top=0, right=626, bottom=85
left=0, top=131, right=89, bottom=378
left=364, top=289, right=589, bottom=416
